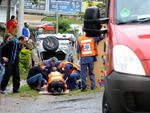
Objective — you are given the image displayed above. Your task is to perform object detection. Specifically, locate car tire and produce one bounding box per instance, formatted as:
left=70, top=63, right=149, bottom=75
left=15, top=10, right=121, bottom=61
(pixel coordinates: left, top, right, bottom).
left=43, top=36, right=59, bottom=51
left=102, top=92, right=112, bottom=113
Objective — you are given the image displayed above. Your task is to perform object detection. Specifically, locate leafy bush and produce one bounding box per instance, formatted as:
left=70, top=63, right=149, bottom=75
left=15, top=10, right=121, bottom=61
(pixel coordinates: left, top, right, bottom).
left=19, top=48, right=31, bottom=74
left=54, top=17, right=71, bottom=33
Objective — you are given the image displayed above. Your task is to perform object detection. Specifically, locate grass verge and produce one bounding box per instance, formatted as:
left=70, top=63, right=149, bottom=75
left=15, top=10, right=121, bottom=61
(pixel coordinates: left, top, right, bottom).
left=8, top=74, right=27, bottom=86
left=59, top=87, right=104, bottom=97
left=7, top=85, right=104, bottom=98
left=7, top=84, right=39, bottom=97
left=42, top=16, right=83, bottom=24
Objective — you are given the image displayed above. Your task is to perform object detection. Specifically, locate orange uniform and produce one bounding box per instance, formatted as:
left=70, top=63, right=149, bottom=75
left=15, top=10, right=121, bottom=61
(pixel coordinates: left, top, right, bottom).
left=78, top=35, right=98, bottom=57
left=46, top=71, right=67, bottom=92
left=60, top=61, right=80, bottom=75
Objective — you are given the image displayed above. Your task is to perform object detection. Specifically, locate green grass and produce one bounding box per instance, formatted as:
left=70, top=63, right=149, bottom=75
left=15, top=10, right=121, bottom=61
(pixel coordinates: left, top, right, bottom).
left=7, top=74, right=27, bottom=86
left=59, top=87, right=104, bottom=97
left=7, top=84, right=39, bottom=97
left=7, top=85, right=104, bottom=98
left=42, top=16, right=83, bottom=24
left=7, top=73, right=104, bottom=98
left=41, top=16, right=56, bottom=22
left=20, top=73, right=28, bottom=80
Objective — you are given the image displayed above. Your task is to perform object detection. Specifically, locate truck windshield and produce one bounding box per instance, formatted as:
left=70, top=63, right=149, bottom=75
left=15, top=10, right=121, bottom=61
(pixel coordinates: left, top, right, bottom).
left=115, top=0, right=150, bottom=24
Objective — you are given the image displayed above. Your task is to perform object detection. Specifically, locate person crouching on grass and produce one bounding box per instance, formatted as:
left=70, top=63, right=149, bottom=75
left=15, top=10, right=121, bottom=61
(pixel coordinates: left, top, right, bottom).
left=26, top=62, right=48, bottom=91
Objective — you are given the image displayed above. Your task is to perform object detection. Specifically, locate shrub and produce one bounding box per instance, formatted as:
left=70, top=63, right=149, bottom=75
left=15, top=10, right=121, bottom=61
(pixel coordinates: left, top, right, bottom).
left=54, top=17, right=71, bottom=33
left=19, top=48, right=31, bottom=74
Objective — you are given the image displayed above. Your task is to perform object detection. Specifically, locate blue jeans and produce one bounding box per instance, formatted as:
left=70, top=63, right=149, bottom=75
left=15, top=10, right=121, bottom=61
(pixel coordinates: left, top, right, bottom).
left=27, top=73, right=46, bottom=87
left=0, top=63, right=5, bottom=84
left=80, top=62, right=96, bottom=89
left=66, top=71, right=81, bottom=90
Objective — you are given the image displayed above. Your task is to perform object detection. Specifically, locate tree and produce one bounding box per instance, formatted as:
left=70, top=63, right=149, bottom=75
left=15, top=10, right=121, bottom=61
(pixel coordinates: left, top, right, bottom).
left=54, top=17, right=71, bottom=33
left=0, top=0, right=2, bottom=4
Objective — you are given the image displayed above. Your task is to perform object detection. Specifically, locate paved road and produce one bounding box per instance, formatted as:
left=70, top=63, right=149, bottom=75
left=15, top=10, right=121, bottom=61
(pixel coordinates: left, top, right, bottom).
left=0, top=92, right=103, bottom=113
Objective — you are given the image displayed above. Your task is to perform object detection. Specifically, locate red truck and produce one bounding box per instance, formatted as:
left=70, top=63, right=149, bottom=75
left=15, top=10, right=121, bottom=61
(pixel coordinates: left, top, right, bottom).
left=84, top=0, right=150, bottom=113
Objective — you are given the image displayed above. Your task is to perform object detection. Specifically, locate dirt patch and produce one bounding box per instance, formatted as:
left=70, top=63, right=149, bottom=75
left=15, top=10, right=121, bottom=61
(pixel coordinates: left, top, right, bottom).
left=87, top=39, right=105, bottom=87
left=24, top=14, right=45, bottom=24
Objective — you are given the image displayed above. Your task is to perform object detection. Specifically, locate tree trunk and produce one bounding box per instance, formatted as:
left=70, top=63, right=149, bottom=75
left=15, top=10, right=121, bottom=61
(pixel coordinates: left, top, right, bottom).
left=17, top=0, right=24, bottom=36
left=6, top=0, right=11, bottom=22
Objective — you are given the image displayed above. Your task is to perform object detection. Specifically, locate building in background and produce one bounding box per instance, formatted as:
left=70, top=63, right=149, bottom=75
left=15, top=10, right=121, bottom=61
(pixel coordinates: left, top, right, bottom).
left=24, top=0, right=46, bottom=10
left=0, top=0, right=17, bottom=23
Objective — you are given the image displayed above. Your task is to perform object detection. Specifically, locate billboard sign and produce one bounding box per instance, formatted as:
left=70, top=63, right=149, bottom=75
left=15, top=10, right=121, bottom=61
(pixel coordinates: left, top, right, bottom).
left=24, top=0, right=46, bottom=10
left=49, top=0, right=82, bottom=13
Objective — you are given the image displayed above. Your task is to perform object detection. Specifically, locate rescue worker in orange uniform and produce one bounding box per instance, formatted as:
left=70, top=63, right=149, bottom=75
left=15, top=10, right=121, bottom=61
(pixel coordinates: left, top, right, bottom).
left=55, top=61, right=81, bottom=90
left=46, top=69, right=67, bottom=95
left=77, top=34, right=103, bottom=92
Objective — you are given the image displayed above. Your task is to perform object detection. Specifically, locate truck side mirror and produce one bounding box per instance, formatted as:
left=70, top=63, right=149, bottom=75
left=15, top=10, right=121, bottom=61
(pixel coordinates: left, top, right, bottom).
left=83, top=7, right=109, bottom=37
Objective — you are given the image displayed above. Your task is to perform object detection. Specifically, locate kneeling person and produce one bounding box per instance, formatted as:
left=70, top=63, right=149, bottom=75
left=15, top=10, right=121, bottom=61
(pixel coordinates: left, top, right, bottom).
left=45, top=67, right=67, bottom=95
left=55, top=61, right=81, bottom=90
left=27, top=62, right=47, bottom=91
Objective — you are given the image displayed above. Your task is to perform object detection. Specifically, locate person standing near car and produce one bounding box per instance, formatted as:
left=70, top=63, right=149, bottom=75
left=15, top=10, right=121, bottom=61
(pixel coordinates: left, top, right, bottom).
left=77, top=33, right=103, bottom=92
left=22, top=22, right=30, bottom=39
left=55, top=61, right=81, bottom=90
left=6, top=15, right=17, bottom=36
left=0, top=33, right=12, bottom=84
left=0, top=36, right=27, bottom=93
left=22, top=22, right=40, bottom=66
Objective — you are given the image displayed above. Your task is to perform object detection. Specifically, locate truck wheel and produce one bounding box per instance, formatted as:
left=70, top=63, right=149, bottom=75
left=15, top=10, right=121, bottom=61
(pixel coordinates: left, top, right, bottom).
left=102, top=92, right=112, bottom=113
left=43, top=36, right=59, bottom=51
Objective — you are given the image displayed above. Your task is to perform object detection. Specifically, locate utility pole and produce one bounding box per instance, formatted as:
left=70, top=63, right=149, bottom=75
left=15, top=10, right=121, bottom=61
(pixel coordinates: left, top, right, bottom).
left=56, top=0, right=59, bottom=34
left=17, top=0, right=24, bottom=36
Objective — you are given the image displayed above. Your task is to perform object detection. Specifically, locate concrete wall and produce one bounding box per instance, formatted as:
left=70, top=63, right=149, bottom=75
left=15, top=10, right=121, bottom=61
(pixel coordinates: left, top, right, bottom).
left=0, top=5, right=16, bottom=23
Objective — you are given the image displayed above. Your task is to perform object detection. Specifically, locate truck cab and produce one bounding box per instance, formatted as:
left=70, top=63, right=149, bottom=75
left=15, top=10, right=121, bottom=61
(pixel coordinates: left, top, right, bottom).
left=84, top=0, right=150, bottom=113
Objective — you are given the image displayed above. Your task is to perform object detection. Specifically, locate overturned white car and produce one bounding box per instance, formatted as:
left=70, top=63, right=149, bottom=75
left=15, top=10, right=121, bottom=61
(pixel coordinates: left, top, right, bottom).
left=36, top=34, right=76, bottom=62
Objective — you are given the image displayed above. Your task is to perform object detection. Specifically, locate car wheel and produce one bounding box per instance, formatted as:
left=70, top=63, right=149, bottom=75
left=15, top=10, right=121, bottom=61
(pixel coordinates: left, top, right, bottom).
left=43, top=36, right=59, bottom=51
left=102, top=92, right=112, bottom=113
